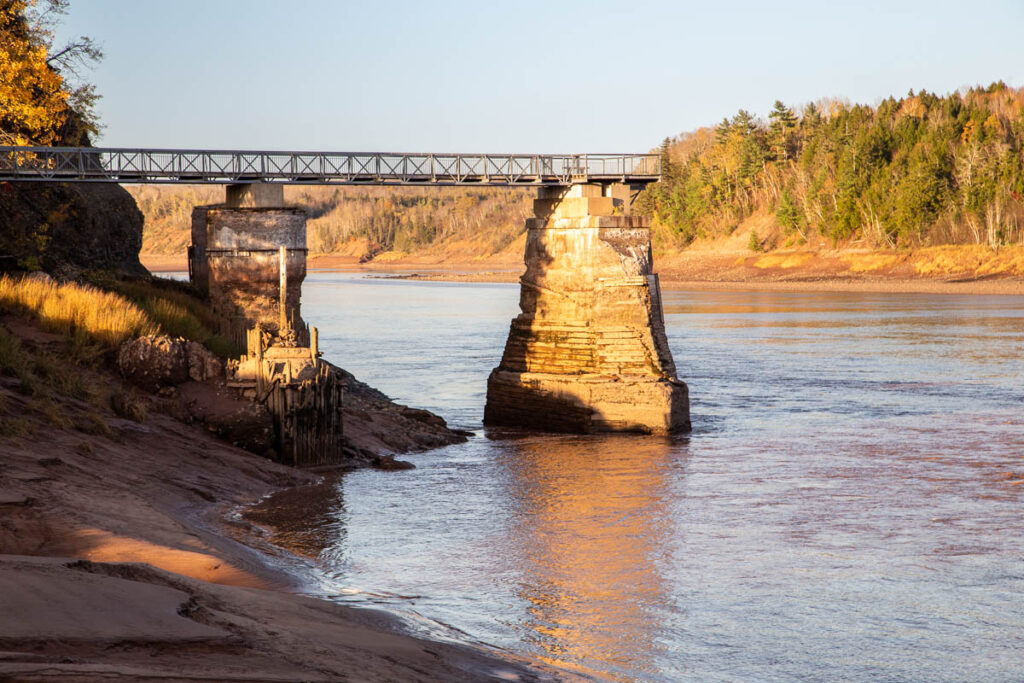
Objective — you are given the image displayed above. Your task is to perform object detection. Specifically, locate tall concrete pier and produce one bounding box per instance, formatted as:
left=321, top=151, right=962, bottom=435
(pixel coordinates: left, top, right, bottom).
left=189, top=183, right=308, bottom=347
left=484, top=183, right=690, bottom=434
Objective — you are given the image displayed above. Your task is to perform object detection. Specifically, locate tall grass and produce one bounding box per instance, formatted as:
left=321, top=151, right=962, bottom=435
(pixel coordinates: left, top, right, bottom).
left=0, top=276, right=158, bottom=347
left=91, top=276, right=242, bottom=358
left=0, top=274, right=242, bottom=358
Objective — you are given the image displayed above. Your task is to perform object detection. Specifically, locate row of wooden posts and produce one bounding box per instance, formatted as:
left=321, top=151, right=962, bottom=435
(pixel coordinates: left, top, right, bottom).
left=241, top=247, right=346, bottom=467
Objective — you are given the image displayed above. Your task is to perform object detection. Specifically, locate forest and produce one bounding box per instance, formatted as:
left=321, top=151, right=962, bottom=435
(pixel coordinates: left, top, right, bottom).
left=638, top=83, right=1024, bottom=250
left=5, top=4, right=1022, bottom=260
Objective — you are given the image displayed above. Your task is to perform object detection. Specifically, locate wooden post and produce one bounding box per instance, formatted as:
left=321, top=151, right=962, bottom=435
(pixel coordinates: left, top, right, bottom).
left=310, top=326, right=318, bottom=363
left=278, top=245, right=288, bottom=334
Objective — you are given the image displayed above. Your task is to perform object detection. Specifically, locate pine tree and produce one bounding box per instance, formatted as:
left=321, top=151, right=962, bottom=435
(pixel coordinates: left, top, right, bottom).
left=768, top=100, right=797, bottom=162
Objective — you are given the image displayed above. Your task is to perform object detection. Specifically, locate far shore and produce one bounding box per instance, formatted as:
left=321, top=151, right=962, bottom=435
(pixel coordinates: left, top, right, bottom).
left=142, top=252, right=1024, bottom=297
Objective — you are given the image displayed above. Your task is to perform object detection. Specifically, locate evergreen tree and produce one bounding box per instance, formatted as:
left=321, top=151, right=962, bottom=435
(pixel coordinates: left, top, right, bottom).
left=768, top=100, right=797, bottom=162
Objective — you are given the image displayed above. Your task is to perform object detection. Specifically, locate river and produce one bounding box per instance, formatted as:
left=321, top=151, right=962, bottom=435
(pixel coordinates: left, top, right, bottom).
left=279, top=272, right=1024, bottom=681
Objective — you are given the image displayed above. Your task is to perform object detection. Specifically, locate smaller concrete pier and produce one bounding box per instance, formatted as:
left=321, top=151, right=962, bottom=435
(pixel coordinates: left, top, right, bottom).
left=191, top=183, right=345, bottom=467
left=189, top=183, right=308, bottom=348
left=484, top=183, right=690, bottom=434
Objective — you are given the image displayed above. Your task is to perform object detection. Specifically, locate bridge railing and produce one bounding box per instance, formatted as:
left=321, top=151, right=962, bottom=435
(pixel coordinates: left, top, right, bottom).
left=0, top=147, right=661, bottom=186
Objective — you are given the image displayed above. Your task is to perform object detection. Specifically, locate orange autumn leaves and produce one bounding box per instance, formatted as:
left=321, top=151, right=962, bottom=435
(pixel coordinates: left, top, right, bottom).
left=0, top=0, right=71, bottom=145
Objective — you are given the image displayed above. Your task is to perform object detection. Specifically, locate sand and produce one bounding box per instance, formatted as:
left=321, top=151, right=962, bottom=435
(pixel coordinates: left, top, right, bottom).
left=142, top=251, right=1024, bottom=296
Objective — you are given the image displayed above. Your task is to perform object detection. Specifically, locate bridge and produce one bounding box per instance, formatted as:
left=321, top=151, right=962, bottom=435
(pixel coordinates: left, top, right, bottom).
left=2, top=143, right=688, bottom=461
left=0, top=146, right=660, bottom=186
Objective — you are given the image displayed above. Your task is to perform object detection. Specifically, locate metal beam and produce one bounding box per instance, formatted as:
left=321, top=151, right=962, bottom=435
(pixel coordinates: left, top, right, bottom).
left=0, top=147, right=661, bottom=186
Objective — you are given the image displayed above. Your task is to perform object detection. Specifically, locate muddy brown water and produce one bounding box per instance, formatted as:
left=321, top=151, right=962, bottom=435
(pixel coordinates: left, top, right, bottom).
left=257, top=272, right=1024, bottom=682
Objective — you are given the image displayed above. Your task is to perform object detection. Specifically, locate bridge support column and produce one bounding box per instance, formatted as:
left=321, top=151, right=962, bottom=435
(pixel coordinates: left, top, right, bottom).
left=484, top=183, right=690, bottom=434
left=189, top=183, right=308, bottom=349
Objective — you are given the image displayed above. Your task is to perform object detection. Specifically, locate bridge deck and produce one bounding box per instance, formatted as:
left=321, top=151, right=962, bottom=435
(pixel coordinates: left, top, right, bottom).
left=0, top=147, right=660, bottom=186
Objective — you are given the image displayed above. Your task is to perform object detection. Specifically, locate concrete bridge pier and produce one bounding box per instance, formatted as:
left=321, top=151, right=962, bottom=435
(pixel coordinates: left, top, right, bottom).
left=189, top=182, right=308, bottom=349
left=484, top=183, right=690, bottom=434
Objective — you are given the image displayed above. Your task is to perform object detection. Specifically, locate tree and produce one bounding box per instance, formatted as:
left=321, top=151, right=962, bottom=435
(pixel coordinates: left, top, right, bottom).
left=768, top=100, right=797, bottom=162
left=775, top=188, right=801, bottom=230
left=0, top=0, right=101, bottom=145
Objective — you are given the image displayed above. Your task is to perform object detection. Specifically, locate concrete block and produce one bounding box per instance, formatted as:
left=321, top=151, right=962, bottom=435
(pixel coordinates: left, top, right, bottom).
left=226, top=183, right=285, bottom=208
left=549, top=196, right=621, bottom=219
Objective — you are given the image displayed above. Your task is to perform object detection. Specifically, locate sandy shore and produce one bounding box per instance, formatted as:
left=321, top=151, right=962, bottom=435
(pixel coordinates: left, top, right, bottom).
left=0, top=315, right=556, bottom=681
left=142, top=252, right=1024, bottom=296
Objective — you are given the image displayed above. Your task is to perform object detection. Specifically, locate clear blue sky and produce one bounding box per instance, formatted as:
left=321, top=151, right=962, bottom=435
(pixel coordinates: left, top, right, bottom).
left=55, top=0, right=1024, bottom=152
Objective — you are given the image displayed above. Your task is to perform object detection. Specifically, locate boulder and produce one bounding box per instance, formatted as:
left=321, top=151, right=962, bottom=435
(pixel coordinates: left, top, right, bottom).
left=186, top=341, right=225, bottom=382
left=0, top=182, right=146, bottom=276
left=117, top=336, right=189, bottom=391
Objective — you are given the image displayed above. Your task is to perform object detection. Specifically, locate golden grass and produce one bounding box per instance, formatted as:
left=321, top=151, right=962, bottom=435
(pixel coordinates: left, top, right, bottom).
left=753, top=252, right=815, bottom=269
left=913, top=245, right=1024, bottom=277
left=371, top=250, right=410, bottom=262
left=841, top=252, right=906, bottom=272
left=94, top=277, right=242, bottom=358
left=0, top=276, right=158, bottom=347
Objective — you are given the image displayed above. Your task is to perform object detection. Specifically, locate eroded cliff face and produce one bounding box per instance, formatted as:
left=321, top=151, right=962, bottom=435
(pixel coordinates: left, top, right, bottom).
left=485, top=185, right=690, bottom=434
left=0, top=181, right=147, bottom=276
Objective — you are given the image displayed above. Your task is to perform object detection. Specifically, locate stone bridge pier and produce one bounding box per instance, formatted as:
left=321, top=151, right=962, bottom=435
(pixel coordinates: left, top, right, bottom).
left=189, top=183, right=308, bottom=348
left=484, top=183, right=690, bottom=434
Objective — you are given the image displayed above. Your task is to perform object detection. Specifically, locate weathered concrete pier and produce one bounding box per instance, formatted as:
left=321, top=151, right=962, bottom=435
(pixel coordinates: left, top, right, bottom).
left=484, top=183, right=690, bottom=434
left=191, top=183, right=343, bottom=466
left=189, top=183, right=308, bottom=348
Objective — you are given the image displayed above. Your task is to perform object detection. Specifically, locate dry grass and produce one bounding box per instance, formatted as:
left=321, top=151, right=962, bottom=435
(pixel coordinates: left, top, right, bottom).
left=1, top=274, right=240, bottom=363
left=913, top=245, right=1024, bottom=277
left=0, top=328, right=36, bottom=395
left=0, top=324, right=105, bottom=436
left=753, top=252, right=815, bottom=269
left=93, top=277, right=242, bottom=358
left=0, top=276, right=158, bottom=347
left=841, top=252, right=907, bottom=272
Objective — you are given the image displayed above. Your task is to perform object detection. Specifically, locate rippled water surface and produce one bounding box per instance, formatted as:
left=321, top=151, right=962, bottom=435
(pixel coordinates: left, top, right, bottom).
left=289, top=272, right=1024, bottom=681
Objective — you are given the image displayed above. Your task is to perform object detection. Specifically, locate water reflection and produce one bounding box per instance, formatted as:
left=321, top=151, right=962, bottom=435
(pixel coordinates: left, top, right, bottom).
left=495, top=434, right=686, bottom=679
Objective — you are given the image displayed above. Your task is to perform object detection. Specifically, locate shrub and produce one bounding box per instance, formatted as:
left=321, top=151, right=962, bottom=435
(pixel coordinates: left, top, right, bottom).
left=748, top=230, right=764, bottom=252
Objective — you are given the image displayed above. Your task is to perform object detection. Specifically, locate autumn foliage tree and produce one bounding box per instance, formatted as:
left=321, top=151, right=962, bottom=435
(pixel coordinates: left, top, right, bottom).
left=0, top=0, right=101, bottom=145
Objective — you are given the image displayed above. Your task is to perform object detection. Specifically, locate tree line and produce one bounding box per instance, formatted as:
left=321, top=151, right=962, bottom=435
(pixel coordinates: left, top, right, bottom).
left=637, top=83, right=1024, bottom=249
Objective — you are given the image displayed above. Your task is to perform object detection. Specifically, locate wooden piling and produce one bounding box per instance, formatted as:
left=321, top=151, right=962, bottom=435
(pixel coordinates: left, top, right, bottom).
left=278, top=245, right=288, bottom=334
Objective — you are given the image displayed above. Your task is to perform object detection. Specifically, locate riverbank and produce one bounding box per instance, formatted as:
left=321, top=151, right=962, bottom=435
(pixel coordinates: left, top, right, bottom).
left=0, top=311, right=552, bottom=681
left=142, top=245, right=1024, bottom=296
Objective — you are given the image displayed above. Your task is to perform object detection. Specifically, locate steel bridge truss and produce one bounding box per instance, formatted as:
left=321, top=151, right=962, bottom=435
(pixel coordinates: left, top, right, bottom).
left=0, top=147, right=660, bottom=186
